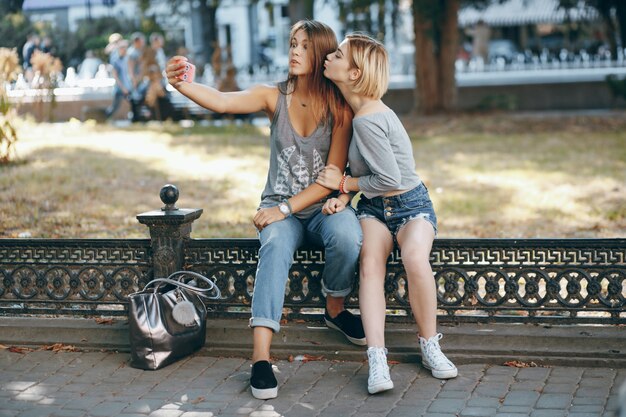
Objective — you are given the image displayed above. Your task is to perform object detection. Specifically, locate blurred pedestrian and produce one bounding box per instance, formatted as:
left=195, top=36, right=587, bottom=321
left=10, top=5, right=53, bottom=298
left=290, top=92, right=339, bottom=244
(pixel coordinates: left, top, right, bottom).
left=105, top=33, right=123, bottom=63
left=217, top=64, right=240, bottom=93
left=22, top=33, right=39, bottom=81
left=149, top=33, right=167, bottom=74
left=106, top=39, right=132, bottom=120
left=127, top=32, right=146, bottom=122
left=39, top=36, right=54, bottom=55
left=77, top=50, right=102, bottom=79
left=466, top=19, right=491, bottom=64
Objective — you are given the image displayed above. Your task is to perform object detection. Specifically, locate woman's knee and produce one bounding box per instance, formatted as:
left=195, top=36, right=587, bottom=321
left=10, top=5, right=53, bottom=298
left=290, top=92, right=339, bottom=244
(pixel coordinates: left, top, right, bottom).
left=259, top=222, right=301, bottom=259
left=359, top=256, right=387, bottom=282
left=324, top=213, right=362, bottom=253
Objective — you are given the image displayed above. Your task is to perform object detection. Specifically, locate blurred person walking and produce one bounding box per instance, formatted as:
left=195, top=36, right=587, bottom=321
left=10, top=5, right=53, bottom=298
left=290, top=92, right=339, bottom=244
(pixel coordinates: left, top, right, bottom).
left=128, top=32, right=146, bottom=122
left=466, top=19, right=491, bottom=65
left=106, top=40, right=132, bottom=120
left=22, top=33, right=39, bottom=81
left=149, top=33, right=167, bottom=74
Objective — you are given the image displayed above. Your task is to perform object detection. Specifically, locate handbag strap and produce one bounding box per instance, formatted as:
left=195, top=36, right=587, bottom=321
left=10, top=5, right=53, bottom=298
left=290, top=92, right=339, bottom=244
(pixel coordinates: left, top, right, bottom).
left=143, top=271, right=221, bottom=300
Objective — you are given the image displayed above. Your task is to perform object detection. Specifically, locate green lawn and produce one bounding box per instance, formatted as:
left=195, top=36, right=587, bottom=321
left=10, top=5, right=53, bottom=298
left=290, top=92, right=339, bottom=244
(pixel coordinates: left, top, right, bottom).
left=1, top=113, right=624, bottom=239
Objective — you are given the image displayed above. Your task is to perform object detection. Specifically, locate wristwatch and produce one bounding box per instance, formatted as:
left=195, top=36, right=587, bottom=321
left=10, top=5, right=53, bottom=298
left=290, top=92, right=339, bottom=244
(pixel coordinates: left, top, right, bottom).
left=278, top=202, right=292, bottom=217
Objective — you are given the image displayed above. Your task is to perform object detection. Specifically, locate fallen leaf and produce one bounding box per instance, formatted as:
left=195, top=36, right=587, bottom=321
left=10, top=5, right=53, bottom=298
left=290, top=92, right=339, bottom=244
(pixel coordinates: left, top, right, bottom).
left=41, top=343, right=80, bottom=353
left=503, top=360, right=538, bottom=368
left=8, top=346, right=33, bottom=354
left=388, top=360, right=400, bottom=365
left=305, top=340, right=321, bottom=345
left=288, top=355, right=294, bottom=362
left=190, top=396, right=204, bottom=404
left=95, top=318, right=115, bottom=325
left=0, top=344, right=8, bottom=350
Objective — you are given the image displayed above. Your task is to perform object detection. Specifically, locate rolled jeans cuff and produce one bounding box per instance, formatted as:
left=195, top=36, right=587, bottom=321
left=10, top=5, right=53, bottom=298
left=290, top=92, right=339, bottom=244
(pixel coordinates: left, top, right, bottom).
left=249, top=317, right=281, bottom=333
left=322, top=282, right=352, bottom=298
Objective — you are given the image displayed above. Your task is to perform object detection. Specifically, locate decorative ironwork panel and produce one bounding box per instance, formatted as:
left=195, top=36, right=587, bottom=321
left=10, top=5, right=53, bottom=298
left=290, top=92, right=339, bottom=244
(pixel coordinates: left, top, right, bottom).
left=1, top=238, right=624, bottom=324
left=0, top=239, right=152, bottom=315
left=187, top=238, right=626, bottom=324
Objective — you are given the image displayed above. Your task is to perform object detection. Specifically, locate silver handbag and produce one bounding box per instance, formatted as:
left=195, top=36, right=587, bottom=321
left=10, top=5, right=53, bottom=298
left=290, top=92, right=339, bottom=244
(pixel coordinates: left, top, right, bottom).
left=128, top=271, right=221, bottom=370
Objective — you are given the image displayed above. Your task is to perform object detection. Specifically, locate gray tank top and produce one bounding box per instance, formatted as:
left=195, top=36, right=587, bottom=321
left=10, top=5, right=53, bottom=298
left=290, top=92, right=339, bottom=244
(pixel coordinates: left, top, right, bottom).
left=259, top=82, right=332, bottom=219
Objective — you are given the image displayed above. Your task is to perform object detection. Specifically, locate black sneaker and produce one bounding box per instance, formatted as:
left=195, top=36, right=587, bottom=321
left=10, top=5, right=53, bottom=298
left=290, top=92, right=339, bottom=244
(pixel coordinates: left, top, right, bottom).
left=250, top=360, right=278, bottom=400
left=324, top=310, right=367, bottom=346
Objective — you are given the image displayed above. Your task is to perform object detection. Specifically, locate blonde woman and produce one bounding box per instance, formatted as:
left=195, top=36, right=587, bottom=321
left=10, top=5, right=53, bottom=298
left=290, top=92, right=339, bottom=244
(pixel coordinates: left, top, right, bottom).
left=317, top=33, right=457, bottom=394
left=166, top=21, right=364, bottom=400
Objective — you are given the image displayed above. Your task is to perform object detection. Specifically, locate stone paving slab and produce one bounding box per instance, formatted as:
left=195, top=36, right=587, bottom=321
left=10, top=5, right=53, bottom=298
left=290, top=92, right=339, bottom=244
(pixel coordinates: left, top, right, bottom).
left=1, top=349, right=624, bottom=417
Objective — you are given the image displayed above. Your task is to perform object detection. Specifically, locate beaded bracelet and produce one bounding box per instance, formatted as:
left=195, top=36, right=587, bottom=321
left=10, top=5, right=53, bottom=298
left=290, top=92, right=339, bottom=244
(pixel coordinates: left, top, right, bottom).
left=339, top=175, right=348, bottom=195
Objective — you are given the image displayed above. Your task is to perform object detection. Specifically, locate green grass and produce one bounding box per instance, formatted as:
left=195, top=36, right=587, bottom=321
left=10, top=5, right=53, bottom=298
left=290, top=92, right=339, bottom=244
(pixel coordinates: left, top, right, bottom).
left=1, top=113, right=624, bottom=239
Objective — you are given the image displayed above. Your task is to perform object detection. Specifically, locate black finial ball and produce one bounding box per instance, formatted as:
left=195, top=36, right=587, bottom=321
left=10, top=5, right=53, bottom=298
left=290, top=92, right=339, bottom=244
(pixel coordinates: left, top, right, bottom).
left=160, top=184, right=179, bottom=211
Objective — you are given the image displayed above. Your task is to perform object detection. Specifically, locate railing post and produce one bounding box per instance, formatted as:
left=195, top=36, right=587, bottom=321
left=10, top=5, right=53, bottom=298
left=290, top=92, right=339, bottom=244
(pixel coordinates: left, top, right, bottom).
left=136, top=184, right=203, bottom=278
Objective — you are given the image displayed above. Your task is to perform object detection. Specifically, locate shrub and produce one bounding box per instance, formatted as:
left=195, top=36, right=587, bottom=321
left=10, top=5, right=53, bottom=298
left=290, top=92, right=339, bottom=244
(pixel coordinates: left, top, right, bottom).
left=0, top=47, right=20, bottom=163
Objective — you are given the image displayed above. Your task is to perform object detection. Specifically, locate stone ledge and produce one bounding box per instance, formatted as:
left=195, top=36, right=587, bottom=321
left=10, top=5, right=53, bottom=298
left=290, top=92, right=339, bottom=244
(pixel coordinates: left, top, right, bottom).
left=0, top=316, right=624, bottom=368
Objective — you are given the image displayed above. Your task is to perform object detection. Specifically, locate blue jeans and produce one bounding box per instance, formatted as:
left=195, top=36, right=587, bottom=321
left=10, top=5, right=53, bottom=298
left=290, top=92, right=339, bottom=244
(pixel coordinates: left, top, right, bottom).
left=106, top=88, right=128, bottom=119
left=250, top=207, right=362, bottom=332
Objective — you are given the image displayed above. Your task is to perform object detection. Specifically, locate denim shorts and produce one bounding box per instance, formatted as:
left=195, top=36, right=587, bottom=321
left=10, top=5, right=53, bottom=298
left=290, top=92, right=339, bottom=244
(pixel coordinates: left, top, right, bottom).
left=356, top=183, right=438, bottom=237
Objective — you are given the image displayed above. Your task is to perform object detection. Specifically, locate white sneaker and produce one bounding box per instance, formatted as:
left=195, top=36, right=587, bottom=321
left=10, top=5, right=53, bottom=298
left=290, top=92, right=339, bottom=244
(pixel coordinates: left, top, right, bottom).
left=367, top=347, right=394, bottom=394
left=419, top=333, right=458, bottom=379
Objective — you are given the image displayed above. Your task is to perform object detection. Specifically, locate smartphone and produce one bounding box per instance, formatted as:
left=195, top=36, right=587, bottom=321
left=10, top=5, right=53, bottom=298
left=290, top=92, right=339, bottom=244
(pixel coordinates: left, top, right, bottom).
left=177, top=61, right=196, bottom=83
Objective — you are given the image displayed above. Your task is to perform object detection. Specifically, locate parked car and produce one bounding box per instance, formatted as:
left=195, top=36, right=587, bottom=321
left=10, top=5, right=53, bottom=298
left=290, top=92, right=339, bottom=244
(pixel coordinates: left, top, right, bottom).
left=488, top=39, right=520, bottom=63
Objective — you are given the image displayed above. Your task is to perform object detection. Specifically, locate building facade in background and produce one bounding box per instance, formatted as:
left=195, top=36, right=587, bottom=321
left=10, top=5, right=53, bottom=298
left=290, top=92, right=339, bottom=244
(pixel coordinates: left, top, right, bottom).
left=22, top=0, right=608, bottom=78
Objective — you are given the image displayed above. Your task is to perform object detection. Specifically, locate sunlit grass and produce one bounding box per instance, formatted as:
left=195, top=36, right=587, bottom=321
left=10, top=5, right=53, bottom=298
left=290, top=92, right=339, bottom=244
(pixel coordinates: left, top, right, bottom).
left=1, top=114, right=624, bottom=239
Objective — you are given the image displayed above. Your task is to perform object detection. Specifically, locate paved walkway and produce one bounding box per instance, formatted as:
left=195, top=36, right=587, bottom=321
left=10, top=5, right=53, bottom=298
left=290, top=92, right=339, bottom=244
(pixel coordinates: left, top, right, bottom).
left=0, top=349, right=624, bottom=417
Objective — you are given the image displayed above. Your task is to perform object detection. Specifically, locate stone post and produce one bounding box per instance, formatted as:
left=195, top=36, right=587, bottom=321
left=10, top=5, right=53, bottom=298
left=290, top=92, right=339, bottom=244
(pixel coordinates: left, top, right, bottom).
left=136, top=184, right=203, bottom=278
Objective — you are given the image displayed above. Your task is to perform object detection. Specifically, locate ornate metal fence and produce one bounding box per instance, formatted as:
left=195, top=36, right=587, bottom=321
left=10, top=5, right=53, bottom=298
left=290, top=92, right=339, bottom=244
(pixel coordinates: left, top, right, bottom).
left=1, top=237, right=623, bottom=324
left=0, top=239, right=152, bottom=316
left=1, top=186, right=624, bottom=324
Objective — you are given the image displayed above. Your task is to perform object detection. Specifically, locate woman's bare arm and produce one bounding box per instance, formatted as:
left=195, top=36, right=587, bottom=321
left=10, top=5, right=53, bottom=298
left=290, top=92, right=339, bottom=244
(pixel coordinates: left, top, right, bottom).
left=166, top=56, right=277, bottom=115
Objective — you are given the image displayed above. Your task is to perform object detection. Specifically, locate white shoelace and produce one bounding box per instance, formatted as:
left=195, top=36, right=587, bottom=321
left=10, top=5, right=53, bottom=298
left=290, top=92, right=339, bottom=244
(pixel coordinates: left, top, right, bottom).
left=368, top=347, right=391, bottom=382
left=421, top=334, right=454, bottom=369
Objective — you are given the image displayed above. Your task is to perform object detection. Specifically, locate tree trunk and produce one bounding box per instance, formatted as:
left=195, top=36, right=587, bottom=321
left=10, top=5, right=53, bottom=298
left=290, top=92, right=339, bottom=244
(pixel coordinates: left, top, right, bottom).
left=287, top=0, right=314, bottom=25
left=412, top=1, right=460, bottom=114
left=439, top=0, right=459, bottom=111
left=413, top=12, right=439, bottom=114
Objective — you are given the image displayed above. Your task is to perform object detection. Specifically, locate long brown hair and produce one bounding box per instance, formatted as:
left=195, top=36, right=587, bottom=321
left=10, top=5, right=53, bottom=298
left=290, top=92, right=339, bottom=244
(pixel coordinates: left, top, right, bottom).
left=280, top=20, right=349, bottom=127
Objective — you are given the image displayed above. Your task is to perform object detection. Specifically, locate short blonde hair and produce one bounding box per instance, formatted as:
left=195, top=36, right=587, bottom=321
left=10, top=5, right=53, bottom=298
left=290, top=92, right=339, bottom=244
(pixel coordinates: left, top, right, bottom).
left=346, top=33, right=389, bottom=100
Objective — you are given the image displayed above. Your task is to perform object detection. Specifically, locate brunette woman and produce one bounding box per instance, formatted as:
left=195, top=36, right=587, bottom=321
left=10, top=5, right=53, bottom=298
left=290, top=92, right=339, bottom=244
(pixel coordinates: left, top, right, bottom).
left=166, top=21, right=365, bottom=399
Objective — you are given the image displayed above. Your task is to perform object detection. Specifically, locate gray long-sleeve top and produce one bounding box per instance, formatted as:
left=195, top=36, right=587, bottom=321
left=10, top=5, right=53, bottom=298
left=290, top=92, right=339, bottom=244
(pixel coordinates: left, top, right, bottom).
left=348, top=110, right=421, bottom=199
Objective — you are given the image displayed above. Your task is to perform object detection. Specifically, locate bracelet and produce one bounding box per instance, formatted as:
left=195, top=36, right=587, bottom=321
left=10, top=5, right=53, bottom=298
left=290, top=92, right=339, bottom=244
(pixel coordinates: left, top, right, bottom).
left=339, top=175, right=349, bottom=195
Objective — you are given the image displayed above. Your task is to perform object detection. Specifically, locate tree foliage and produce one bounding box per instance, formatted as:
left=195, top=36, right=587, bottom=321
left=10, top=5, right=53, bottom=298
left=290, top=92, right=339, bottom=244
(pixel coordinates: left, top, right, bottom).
left=0, top=13, right=35, bottom=57
left=333, top=0, right=400, bottom=41
left=0, top=1, right=25, bottom=15
left=54, top=17, right=137, bottom=68
left=142, top=0, right=218, bottom=67
left=0, top=47, right=21, bottom=163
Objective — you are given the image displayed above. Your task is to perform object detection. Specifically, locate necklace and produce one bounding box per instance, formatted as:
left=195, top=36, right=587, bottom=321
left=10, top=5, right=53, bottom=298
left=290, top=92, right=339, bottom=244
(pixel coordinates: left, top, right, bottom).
left=295, top=92, right=310, bottom=107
